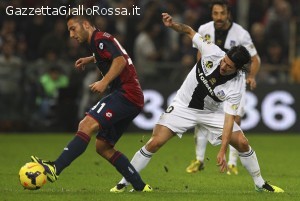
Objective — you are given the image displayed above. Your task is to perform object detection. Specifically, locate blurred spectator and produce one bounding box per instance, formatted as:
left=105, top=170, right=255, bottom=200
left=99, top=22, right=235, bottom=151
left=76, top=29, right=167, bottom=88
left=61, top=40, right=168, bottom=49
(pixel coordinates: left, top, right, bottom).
left=0, top=41, right=22, bottom=119
left=263, top=40, right=288, bottom=83
left=77, top=68, right=100, bottom=120
left=248, top=0, right=269, bottom=26
left=36, top=66, right=69, bottom=125
left=250, top=22, right=266, bottom=59
left=66, top=38, right=88, bottom=61
left=38, top=18, right=67, bottom=59
left=179, top=35, right=197, bottom=77
left=25, top=15, right=50, bottom=60
left=163, top=0, right=184, bottom=60
left=264, top=0, right=292, bottom=58
left=134, top=22, right=162, bottom=83
left=0, top=17, right=17, bottom=48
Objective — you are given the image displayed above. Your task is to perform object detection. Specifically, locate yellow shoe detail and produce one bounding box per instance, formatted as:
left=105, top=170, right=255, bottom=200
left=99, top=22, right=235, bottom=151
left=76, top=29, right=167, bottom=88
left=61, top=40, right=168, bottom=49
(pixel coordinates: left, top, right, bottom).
left=186, top=160, right=204, bottom=173
left=227, top=164, right=238, bottom=175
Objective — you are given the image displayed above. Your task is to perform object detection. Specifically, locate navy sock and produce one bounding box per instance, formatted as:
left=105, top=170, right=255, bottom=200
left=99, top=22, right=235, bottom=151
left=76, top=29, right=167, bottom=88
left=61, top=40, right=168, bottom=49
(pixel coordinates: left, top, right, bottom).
left=54, top=131, right=91, bottom=175
left=110, top=151, right=145, bottom=191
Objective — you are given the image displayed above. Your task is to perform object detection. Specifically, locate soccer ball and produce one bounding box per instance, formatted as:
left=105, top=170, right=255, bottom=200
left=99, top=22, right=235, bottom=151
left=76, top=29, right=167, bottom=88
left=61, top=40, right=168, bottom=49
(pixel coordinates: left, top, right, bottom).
left=19, top=162, right=47, bottom=190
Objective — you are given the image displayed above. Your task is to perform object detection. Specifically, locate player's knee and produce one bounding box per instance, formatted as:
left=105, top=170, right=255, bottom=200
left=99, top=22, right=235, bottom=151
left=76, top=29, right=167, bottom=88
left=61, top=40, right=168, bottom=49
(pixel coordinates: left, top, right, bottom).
left=78, top=116, right=99, bottom=134
left=239, top=137, right=249, bottom=152
left=95, top=141, right=114, bottom=159
left=146, top=139, right=163, bottom=153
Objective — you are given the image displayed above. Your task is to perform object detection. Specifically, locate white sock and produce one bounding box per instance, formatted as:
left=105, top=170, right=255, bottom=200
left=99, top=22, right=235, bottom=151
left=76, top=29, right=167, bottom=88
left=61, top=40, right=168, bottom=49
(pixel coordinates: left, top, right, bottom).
left=118, top=146, right=153, bottom=186
left=228, top=145, right=239, bottom=166
left=195, top=128, right=208, bottom=162
left=239, top=147, right=265, bottom=187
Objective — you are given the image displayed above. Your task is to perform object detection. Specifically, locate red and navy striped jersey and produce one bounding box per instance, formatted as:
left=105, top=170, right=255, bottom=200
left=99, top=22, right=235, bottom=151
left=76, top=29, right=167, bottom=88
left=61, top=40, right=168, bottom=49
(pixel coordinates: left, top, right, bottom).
left=90, top=30, right=144, bottom=108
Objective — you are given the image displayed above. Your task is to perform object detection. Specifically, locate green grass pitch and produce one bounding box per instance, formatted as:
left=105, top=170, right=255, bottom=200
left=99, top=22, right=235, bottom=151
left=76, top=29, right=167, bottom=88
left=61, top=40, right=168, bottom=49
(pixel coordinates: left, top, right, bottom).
left=0, top=133, right=299, bottom=201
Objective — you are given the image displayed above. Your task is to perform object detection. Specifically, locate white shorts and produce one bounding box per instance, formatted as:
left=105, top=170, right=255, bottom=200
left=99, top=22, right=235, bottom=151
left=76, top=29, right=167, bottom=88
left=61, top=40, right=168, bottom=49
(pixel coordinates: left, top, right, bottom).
left=157, top=104, right=241, bottom=146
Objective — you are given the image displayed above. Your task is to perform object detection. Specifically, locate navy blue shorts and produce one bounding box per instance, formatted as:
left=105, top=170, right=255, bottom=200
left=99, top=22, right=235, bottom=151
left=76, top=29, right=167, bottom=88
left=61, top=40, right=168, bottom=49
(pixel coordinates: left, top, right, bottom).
left=87, top=91, right=141, bottom=146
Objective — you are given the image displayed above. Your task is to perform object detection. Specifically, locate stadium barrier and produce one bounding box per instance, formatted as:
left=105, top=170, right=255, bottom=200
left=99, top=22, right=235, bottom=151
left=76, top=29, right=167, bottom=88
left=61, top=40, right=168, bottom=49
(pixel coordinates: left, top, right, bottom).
left=129, top=83, right=299, bottom=133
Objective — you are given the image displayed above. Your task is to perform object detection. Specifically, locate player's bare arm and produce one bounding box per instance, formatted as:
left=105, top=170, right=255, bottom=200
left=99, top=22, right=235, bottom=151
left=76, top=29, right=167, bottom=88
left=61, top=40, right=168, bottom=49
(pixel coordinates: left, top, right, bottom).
left=217, top=113, right=235, bottom=172
left=162, top=13, right=196, bottom=39
left=89, top=56, right=126, bottom=94
left=246, top=54, right=261, bottom=90
left=75, top=56, right=95, bottom=70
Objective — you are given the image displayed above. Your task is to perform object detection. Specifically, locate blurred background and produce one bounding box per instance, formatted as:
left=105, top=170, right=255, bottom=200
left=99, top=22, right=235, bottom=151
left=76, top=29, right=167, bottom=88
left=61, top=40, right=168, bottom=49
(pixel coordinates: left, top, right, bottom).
left=0, top=0, right=299, bottom=133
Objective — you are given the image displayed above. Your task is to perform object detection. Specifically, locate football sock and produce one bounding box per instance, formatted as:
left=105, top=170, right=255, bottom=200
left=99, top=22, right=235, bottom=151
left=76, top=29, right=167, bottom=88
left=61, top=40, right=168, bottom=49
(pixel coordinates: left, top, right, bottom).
left=228, top=145, right=239, bottom=166
left=54, top=131, right=91, bottom=175
left=195, top=130, right=208, bottom=162
left=118, top=145, right=153, bottom=186
left=239, top=146, right=265, bottom=187
left=109, top=151, right=145, bottom=191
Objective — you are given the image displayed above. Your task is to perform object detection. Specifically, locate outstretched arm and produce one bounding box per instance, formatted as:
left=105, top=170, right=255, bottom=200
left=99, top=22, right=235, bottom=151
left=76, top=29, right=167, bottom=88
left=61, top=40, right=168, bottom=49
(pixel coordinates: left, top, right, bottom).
left=217, top=113, right=235, bottom=172
left=246, top=54, right=261, bottom=90
left=162, top=13, right=196, bottom=39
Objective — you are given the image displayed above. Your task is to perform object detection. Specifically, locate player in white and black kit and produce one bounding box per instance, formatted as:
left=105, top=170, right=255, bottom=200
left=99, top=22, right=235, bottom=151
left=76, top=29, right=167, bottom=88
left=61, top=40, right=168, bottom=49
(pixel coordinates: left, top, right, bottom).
left=186, top=0, right=261, bottom=175
left=110, top=13, right=283, bottom=193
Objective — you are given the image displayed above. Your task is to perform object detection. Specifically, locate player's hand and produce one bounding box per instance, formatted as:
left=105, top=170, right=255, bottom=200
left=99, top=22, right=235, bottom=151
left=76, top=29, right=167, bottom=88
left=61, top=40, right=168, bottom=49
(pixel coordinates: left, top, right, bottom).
left=246, top=77, right=257, bottom=90
left=75, top=56, right=94, bottom=71
left=89, top=80, right=108, bottom=94
left=162, top=13, right=173, bottom=27
left=217, top=151, right=227, bottom=173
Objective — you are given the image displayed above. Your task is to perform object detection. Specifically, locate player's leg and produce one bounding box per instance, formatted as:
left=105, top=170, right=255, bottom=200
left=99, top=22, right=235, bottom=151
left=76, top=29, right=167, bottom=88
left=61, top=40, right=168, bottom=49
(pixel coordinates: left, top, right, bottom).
left=111, top=124, right=175, bottom=192
left=92, top=92, right=151, bottom=192
left=31, top=115, right=98, bottom=182
left=227, top=144, right=239, bottom=175
left=230, top=130, right=284, bottom=192
left=186, top=125, right=206, bottom=173
left=111, top=104, right=196, bottom=192
left=95, top=138, right=151, bottom=192
left=227, top=86, right=245, bottom=175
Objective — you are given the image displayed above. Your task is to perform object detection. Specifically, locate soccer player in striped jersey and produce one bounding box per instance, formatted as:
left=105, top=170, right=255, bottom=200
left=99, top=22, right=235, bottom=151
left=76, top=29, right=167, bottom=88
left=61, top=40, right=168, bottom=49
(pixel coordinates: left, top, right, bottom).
left=31, top=9, right=152, bottom=192
left=186, top=0, right=261, bottom=175
left=111, top=13, right=283, bottom=193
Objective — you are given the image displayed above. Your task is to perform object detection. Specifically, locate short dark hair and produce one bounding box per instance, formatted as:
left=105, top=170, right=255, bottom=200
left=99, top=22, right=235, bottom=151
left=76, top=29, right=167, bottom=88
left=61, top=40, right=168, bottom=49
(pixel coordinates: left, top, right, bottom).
left=210, top=0, right=231, bottom=13
left=227, top=45, right=251, bottom=71
left=66, top=8, right=94, bottom=25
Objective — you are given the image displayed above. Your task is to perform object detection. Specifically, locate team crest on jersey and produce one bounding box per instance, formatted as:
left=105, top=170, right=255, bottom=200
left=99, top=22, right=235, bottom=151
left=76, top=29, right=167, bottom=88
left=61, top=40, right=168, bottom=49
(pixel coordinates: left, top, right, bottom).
left=204, top=34, right=211, bottom=41
left=209, top=78, right=216, bottom=85
left=205, top=61, right=213, bottom=69
left=230, top=40, right=236, bottom=47
left=98, top=42, right=104, bottom=50
left=165, top=106, right=174, bottom=113
left=216, top=90, right=225, bottom=99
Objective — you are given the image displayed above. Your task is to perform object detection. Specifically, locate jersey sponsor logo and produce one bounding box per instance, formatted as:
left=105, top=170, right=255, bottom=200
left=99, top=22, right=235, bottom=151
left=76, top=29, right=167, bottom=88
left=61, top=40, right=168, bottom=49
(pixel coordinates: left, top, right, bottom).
left=197, top=69, right=214, bottom=97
